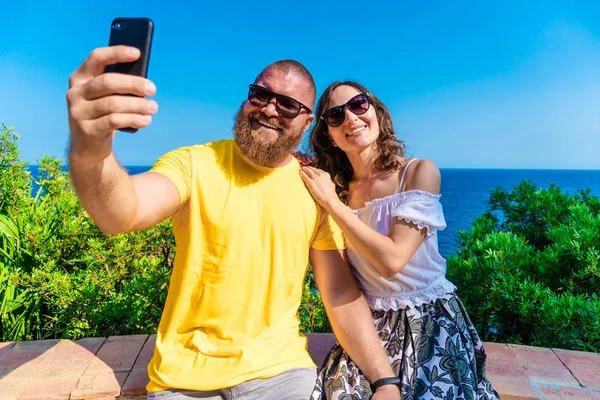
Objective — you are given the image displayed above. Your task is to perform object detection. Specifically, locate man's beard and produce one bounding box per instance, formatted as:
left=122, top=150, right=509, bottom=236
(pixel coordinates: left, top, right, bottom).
left=233, top=105, right=304, bottom=168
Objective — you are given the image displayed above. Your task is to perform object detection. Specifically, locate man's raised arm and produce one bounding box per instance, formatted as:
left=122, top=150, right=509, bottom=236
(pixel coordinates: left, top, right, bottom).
left=67, top=46, right=179, bottom=234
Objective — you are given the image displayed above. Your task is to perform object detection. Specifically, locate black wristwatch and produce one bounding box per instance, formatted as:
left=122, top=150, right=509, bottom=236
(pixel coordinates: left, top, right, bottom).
left=371, top=377, right=402, bottom=392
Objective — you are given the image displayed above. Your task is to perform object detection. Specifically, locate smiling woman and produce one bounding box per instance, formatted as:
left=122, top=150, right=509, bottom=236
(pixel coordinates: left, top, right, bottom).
left=310, top=81, right=404, bottom=205
left=302, top=82, right=500, bottom=399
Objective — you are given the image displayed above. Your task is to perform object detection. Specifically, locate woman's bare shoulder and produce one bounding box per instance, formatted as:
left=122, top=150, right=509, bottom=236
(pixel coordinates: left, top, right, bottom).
left=403, top=159, right=441, bottom=194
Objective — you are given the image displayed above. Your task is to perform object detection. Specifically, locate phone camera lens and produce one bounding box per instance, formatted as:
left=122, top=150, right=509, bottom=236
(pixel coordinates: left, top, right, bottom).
left=113, top=22, right=127, bottom=31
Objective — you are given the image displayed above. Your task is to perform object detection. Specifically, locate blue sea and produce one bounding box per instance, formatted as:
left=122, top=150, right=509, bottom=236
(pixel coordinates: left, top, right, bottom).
left=28, top=166, right=600, bottom=257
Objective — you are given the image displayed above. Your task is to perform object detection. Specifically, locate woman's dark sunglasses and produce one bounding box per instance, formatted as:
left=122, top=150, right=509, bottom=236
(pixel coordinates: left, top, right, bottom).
left=321, top=93, right=371, bottom=127
left=248, top=84, right=312, bottom=119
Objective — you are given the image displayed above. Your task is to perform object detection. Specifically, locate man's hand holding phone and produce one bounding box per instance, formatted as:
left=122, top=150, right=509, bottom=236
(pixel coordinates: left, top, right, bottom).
left=68, top=17, right=155, bottom=166
left=67, top=46, right=157, bottom=166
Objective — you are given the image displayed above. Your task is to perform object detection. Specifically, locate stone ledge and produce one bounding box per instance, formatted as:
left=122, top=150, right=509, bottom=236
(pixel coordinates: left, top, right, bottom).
left=0, top=333, right=598, bottom=399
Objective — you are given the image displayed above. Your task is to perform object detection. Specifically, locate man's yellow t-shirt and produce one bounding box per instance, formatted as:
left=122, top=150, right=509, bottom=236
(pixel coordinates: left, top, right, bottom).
left=146, top=140, right=344, bottom=392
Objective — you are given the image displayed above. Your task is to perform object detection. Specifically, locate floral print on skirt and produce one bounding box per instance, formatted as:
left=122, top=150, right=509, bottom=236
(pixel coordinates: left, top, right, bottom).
left=310, top=292, right=500, bottom=400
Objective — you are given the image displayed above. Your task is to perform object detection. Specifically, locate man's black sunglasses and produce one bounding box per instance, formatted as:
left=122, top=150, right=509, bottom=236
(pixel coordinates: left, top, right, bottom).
left=321, top=93, right=372, bottom=127
left=248, top=84, right=312, bottom=119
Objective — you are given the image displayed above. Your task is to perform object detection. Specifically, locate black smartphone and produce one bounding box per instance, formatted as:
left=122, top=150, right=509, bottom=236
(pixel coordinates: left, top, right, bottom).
left=106, top=17, right=154, bottom=132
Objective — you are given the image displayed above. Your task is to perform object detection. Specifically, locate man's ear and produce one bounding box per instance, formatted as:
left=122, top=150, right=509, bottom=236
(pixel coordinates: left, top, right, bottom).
left=303, top=114, right=315, bottom=133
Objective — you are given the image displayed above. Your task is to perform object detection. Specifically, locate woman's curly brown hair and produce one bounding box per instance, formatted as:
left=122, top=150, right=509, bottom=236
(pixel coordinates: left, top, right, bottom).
left=309, top=81, right=405, bottom=204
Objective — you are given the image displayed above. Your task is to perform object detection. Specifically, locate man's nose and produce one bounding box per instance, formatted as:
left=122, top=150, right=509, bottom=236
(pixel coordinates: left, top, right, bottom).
left=262, top=98, right=279, bottom=117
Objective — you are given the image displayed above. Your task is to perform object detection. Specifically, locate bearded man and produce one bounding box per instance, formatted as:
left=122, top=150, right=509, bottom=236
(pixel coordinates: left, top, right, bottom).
left=66, top=46, right=399, bottom=400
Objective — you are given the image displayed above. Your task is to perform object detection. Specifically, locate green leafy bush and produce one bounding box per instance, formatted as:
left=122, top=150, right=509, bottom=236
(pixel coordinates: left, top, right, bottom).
left=447, top=181, right=600, bottom=352
left=0, top=124, right=326, bottom=341
left=3, top=122, right=599, bottom=353
left=299, top=266, right=330, bottom=333
left=0, top=124, right=174, bottom=340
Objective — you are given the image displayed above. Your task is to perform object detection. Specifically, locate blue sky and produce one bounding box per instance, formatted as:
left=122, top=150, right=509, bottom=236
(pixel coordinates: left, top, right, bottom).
left=2, top=1, right=599, bottom=169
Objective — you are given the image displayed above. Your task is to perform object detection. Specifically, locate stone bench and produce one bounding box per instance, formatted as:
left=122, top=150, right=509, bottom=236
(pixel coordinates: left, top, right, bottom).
left=1, top=334, right=599, bottom=399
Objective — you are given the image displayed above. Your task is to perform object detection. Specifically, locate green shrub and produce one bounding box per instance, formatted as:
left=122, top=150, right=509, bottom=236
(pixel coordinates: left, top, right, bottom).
left=0, top=124, right=175, bottom=340
left=448, top=181, right=600, bottom=352
left=299, top=266, right=330, bottom=333
left=0, top=124, right=326, bottom=341
left=4, top=122, right=598, bottom=352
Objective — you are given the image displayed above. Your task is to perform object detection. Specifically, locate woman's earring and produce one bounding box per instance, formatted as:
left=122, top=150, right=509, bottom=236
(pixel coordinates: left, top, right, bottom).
left=329, top=135, right=338, bottom=147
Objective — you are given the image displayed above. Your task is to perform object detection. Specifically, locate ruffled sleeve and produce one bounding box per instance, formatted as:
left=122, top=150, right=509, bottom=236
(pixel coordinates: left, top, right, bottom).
left=390, top=190, right=447, bottom=236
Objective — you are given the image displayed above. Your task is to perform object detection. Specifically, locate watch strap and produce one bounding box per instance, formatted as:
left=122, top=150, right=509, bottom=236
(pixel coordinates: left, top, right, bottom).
left=370, top=376, right=402, bottom=392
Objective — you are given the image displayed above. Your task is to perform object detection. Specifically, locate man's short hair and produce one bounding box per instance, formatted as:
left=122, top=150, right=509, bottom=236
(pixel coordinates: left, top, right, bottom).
left=261, top=60, right=316, bottom=108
